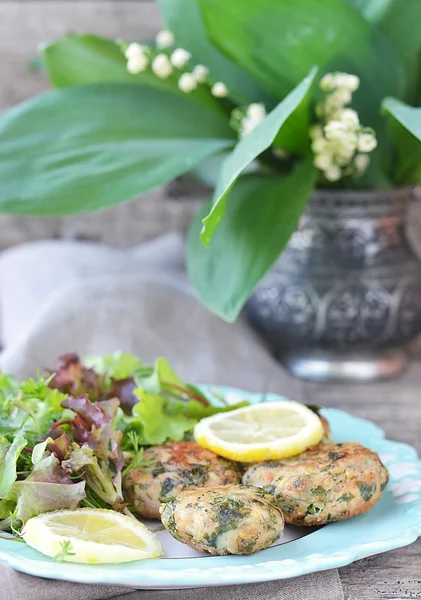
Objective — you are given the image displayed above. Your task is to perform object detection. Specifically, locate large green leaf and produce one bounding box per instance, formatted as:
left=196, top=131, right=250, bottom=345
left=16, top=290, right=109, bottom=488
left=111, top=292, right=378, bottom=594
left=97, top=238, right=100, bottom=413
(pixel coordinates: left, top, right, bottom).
left=0, top=83, right=235, bottom=216
left=157, top=0, right=273, bottom=105
left=201, top=69, right=316, bottom=245
left=188, top=161, right=316, bottom=322
left=44, top=34, right=219, bottom=109
left=195, top=0, right=404, bottom=128
left=382, top=97, right=421, bottom=184
left=348, top=0, right=421, bottom=103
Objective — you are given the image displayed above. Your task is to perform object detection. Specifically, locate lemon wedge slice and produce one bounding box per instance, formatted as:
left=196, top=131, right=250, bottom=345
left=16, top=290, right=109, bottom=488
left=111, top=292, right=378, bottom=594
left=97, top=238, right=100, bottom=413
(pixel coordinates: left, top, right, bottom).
left=22, top=508, right=163, bottom=564
left=194, top=400, right=324, bottom=462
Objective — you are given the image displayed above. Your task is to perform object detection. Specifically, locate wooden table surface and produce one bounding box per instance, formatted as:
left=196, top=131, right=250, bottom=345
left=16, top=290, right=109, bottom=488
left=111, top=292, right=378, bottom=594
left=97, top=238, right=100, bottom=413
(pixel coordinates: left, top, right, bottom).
left=304, top=367, right=421, bottom=599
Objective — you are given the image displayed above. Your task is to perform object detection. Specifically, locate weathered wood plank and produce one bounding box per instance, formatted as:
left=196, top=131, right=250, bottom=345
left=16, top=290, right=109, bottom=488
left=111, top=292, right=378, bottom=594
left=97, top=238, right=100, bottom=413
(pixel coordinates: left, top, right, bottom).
left=304, top=375, right=421, bottom=599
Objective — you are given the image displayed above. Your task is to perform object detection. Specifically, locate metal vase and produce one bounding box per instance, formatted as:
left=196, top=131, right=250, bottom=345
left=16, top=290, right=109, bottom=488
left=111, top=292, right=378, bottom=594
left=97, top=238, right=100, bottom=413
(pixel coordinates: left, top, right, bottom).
left=246, top=187, right=421, bottom=382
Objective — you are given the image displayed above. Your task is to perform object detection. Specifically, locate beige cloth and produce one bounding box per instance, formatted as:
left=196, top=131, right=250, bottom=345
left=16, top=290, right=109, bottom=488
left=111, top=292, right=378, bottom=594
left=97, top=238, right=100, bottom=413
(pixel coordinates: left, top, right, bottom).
left=0, top=235, right=344, bottom=600
left=1, top=565, right=344, bottom=600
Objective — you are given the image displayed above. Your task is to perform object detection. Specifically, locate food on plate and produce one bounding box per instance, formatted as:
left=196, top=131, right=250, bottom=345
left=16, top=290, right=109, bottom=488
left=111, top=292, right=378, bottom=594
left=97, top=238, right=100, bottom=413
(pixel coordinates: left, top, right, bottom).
left=160, top=484, right=284, bottom=555
left=319, top=415, right=332, bottom=443
left=22, top=508, right=163, bottom=564
left=194, top=400, right=324, bottom=462
left=0, top=350, right=393, bottom=564
left=243, top=442, right=389, bottom=526
left=0, top=353, right=246, bottom=529
left=123, top=441, right=241, bottom=519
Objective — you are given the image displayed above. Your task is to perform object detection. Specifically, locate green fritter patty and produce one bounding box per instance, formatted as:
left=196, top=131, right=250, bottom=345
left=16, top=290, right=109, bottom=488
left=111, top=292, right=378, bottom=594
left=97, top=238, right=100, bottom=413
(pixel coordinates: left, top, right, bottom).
left=123, top=441, right=241, bottom=519
left=243, top=442, right=389, bottom=526
left=160, top=484, right=285, bottom=555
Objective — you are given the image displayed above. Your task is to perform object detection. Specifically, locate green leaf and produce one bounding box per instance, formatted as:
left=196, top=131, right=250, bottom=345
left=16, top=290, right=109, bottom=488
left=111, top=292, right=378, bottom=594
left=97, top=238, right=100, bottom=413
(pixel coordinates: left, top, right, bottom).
left=382, top=97, right=421, bottom=184
left=84, top=352, right=143, bottom=381
left=0, top=436, right=28, bottom=497
left=0, top=83, right=235, bottom=216
left=348, top=0, right=421, bottom=103
left=31, top=438, right=54, bottom=465
left=170, top=398, right=249, bottom=419
left=44, top=35, right=136, bottom=87
left=44, top=34, right=220, bottom=110
left=156, top=357, right=184, bottom=388
left=11, top=480, right=86, bottom=524
left=134, top=357, right=183, bottom=395
left=132, top=394, right=196, bottom=445
left=195, top=0, right=405, bottom=129
left=200, top=69, right=316, bottom=244
left=157, top=0, right=273, bottom=105
left=188, top=161, right=316, bottom=321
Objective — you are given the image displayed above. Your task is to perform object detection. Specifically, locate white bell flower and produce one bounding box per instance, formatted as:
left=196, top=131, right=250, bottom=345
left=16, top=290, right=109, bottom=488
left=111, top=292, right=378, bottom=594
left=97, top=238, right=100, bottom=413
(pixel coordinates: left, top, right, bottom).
left=320, top=73, right=335, bottom=91
left=246, top=103, right=267, bottom=121
left=170, top=48, right=192, bottom=68
left=311, top=137, right=328, bottom=153
left=314, top=152, right=334, bottom=170
left=324, top=165, right=342, bottom=181
left=357, top=132, right=377, bottom=152
left=336, top=108, right=360, bottom=128
left=333, top=73, right=360, bottom=92
left=156, top=30, right=175, bottom=49
left=324, top=120, right=349, bottom=140
left=127, top=55, right=148, bottom=74
left=152, top=54, right=173, bottom=79
left=125, top=43, right=147, bottom=60
left=178, top=73, right=197, bottom=93
left=354, top=153, right=370, bottom=173
left=211, top=82, right=228, bottom=97
left=192, top=64, right=209, bottom=83
left=239, top=118, right=256, bottom=138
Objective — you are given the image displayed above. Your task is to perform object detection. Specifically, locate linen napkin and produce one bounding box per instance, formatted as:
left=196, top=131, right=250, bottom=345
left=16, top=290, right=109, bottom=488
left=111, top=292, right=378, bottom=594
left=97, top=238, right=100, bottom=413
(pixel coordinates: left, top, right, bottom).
left=0, top=234, right=344, bottom=600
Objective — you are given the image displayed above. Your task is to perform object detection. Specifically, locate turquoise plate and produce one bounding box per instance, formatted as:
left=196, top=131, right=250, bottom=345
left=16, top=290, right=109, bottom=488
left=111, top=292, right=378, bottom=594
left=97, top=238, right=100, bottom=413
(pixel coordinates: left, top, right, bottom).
left=1, top=386, right=421, bottom=589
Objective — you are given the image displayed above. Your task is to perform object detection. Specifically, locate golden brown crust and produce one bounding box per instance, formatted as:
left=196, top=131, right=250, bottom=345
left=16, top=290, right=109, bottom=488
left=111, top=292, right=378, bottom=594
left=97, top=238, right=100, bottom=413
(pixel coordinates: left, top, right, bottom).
left=243, top=442, right=389, bottom=526
left=123, top=441, right=241, bottom=519
left=160, top=484, right=284, bottom=555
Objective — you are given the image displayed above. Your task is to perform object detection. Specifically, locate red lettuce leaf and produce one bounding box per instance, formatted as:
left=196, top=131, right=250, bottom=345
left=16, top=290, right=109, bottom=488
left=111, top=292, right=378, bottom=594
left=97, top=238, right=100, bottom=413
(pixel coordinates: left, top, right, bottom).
left=61, top=396, right=119, bottom=459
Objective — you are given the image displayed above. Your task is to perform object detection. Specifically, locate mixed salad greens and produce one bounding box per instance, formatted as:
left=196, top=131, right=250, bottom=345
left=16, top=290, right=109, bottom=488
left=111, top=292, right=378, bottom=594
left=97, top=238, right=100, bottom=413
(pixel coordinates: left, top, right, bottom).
left=0, top=353, right=247, bottom=531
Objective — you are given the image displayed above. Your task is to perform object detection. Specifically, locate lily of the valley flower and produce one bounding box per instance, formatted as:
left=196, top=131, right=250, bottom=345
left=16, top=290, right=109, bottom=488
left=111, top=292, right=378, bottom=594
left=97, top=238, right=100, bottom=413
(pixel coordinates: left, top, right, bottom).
left=192, top=64, right=209, bottom=83
left=125, top=43, right=148, bottom=74
left=211, top=82, right=228, bottom=97
left=230, top=103, right=267, bottom=139
left=178, top=72, right=197, bottom=93
left=354, top=153, right=370, bottom=173
left=152, top=54, right=173, bottom=79
left=311, top=71, right=376, bottom=181
left=357, top=132, right=378, bottom=152
left=170, top=48, right=192, bottom=68
left=155, top=29, right=175, bottom=49
left=320, top=72, right=359, bottom=93
left=240, top=103, right=267, bottom=138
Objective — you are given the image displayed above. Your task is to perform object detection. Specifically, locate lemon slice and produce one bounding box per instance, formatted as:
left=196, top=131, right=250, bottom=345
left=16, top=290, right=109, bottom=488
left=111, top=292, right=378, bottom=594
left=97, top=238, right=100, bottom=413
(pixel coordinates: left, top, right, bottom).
left=22, top=508, right=163, bottom=564
left=194, top=400, right=324, bottom=462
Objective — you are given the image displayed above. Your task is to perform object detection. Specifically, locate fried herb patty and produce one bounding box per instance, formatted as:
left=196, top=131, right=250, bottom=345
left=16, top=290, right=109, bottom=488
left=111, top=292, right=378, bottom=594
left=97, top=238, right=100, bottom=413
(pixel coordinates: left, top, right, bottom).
left=123, top=441, right=241, bottom=519
left=160, top=484, right=284, bottom=555
left=243, top=442, right=389, bottom=526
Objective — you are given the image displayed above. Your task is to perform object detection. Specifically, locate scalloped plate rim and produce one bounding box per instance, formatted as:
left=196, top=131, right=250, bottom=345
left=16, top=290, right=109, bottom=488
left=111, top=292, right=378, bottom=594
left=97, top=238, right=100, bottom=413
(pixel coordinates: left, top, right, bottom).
left=0, top=385, right=420, bottom=588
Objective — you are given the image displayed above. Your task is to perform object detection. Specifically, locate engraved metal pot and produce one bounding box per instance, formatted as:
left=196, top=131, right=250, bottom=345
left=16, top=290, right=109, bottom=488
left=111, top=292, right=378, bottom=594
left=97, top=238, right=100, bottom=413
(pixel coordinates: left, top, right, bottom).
left=246, top=187, right=421, bottom=382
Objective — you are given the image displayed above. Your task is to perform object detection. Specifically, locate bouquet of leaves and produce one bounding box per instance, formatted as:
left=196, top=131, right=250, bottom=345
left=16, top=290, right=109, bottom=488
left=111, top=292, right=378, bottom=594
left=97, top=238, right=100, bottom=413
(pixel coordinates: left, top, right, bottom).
left=0, top=0, right=420, bottom=321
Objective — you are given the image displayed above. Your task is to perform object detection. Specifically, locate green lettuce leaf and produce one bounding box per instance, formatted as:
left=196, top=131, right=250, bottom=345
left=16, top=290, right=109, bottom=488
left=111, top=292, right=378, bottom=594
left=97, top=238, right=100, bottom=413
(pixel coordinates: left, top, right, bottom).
left=132, top=393, right=196, bottom=445
left=84, top=352, right=143, bottom=381
left=0, top=436, right=28, bottom=497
